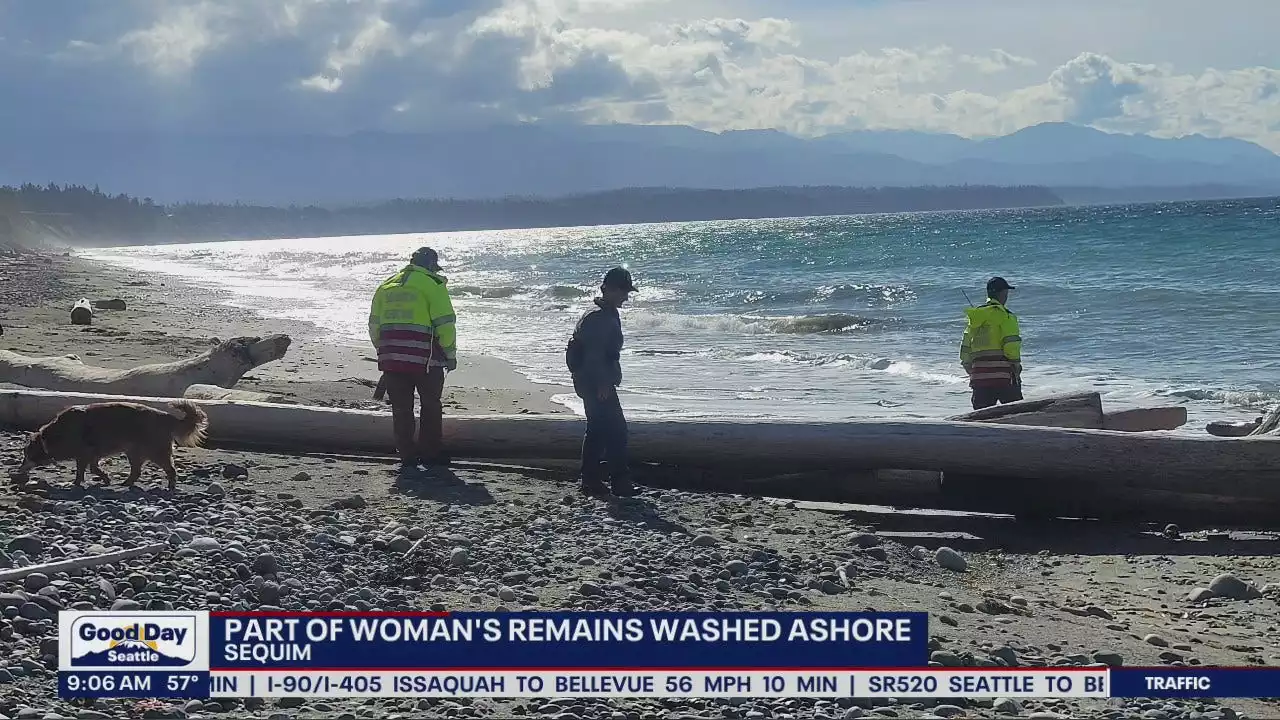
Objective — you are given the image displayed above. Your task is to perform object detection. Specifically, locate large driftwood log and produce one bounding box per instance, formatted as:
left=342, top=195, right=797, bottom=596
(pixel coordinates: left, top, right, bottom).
left=0, top=335, right=291, bottom=397
left=1, top=389, right=1278, bottom=489
left=949, top=392, right=1186, bottom=432
left=2, top=389, right=1279, bottom=522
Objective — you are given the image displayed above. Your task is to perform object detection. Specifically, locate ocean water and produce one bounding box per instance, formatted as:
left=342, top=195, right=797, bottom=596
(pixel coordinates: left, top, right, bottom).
left=82, top=198, right=1280, bottom=433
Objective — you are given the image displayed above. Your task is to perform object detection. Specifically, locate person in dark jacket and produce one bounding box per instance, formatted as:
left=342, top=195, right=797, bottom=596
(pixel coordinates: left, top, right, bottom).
left=566, top=267, right=637, bottom=497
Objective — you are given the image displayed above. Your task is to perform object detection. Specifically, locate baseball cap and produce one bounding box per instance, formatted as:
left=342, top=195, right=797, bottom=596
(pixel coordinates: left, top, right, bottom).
left=602, top=267, right=638, bottom=292
left=411, top=247, right=440, bottom=268
left=986, top=276, right=1015, bottom=293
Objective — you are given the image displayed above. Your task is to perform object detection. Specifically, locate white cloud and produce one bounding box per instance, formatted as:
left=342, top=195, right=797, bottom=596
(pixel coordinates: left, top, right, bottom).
left=1, top=0, right=1279, bottom=152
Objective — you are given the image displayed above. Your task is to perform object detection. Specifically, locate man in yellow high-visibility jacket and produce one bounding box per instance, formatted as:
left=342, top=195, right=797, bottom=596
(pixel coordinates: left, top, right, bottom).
left=960, top=276, right=1023, bottom=410
left=369, top=247, right=457, bottom=470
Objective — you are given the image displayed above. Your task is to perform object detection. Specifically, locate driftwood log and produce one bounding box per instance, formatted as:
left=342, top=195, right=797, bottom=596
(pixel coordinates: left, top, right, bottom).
left=183, top=384, right=284, bottom=404
left=949, top=391, right=1187, bottom=432
left=0, top=543, right=167, bottom=584
left=70, top=299, right=93, bottom=325
left=0, top=334, right=290, bottom=397
left=1207, top=420, right=1261, bottom=437
left=1206, top=407, right=1280, bottom=437
left=2, top=390, right=1280, bottom=524
left=1251, top=406, right=1280, bottom=436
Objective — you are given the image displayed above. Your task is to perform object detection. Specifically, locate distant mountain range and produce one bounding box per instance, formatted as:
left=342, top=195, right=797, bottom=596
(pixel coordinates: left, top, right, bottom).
left=1, top=122, right=1278, bottom=205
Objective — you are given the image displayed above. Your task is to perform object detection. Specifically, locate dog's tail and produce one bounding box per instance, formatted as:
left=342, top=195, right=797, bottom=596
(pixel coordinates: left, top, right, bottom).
left=168, top=400, right=209, bottom=447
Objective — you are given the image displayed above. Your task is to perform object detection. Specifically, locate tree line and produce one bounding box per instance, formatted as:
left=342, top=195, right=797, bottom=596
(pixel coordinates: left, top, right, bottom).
left=0, top=182, right=1064, bottom=247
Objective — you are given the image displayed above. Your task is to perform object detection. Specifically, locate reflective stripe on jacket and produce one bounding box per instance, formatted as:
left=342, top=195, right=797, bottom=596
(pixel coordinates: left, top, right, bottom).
left=960, top=299, right=1021, bottom=388
left=368, top=265, right=457, bottom=373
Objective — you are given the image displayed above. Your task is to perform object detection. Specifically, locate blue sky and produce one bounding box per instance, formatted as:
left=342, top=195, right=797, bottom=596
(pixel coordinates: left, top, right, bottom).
left=2, top=0, right=1278, bottom=150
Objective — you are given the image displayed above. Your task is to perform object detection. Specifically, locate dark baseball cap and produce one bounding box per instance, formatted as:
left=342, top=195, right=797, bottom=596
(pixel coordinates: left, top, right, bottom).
left=411, top=246, right=440, bottom=268
left=602, top=267, right=637, bottom=292
left=986, top=276, right=1015, bottom=293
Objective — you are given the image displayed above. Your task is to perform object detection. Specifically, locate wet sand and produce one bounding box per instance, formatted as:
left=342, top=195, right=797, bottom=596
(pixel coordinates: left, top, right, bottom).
left=1, top=253, right=567, bottom=415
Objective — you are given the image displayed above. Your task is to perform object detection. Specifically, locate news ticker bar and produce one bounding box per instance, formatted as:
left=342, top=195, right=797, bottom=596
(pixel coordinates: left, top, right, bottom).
left=56, top=668, right=1276, bottom=700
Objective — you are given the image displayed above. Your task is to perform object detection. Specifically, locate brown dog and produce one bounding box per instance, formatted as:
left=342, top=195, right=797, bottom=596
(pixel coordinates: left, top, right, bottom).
left=16, top=401, right=209, bottom=490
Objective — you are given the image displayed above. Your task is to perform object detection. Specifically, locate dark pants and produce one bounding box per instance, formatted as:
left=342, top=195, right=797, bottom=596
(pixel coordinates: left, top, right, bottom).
left=384, top=367, right=446, bottom=463
left=576, top=384, right=628, bottom=484
left=971, top=383, right=1023, bottom=410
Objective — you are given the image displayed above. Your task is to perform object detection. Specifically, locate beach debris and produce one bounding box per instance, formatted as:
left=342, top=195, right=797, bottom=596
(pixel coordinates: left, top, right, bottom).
left=70, top=298, right=93, bottom=325
left=91, top=298, right=127, bottom=310
left=184, top=384, right=279, bottom=403
left=0, top=543, right=167, bottom=584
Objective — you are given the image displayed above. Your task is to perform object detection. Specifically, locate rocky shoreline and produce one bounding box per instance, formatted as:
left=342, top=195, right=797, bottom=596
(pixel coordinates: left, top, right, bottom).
left=1, top=253, right=1278, bottom=719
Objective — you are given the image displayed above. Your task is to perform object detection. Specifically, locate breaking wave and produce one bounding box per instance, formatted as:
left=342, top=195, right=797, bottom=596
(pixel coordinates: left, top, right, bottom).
left=627, top=310, right=892, bottom=335
left=452, top=284, right=593, bottom=300
left=721, top=283, right=916, bottom=307
left=1158, top=388, right=1279, bottom=412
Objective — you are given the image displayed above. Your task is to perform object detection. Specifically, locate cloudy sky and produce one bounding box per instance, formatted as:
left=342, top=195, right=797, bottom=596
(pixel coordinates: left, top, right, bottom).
left=3, top=0, right=1279, bottom=150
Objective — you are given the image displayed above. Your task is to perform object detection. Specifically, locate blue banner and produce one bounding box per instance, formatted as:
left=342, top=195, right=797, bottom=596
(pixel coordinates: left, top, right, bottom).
left=210, top=611, right=928, bottom=670
left=1112, top=668, right=1280, bottom=698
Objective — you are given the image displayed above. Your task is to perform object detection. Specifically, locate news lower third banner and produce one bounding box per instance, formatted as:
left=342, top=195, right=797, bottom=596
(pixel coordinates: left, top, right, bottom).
left=57, top=610, right=1280, bottom=700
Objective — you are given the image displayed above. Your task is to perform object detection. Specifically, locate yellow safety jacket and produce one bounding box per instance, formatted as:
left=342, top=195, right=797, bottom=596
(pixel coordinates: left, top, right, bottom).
left=368, top=265, right=457, bottom=373
left=960, top=299, right=1021, bottom=388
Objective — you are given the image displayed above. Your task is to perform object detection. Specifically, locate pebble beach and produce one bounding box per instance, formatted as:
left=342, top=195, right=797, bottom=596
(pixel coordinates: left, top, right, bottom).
left=0, top=254, right=1279, bottom=719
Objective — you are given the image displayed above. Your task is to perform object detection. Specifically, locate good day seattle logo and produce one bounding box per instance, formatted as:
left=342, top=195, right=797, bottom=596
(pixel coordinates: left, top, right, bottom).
left=70, top=614, right=199, bottom=667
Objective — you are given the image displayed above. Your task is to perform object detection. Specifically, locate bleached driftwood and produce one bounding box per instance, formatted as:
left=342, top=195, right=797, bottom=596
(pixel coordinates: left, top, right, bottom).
left=951, top=392, right=1103, bottom=428
left=70, top=299, right=93, bottom=325
left=950, top=391, right=1186, bottom=432
left=1, top=388, right=1278, bottom=488
left=0, top=334, right=290, bottom=397
left=0, top=543, right=167, bottom=583
left=1251, top=406, right=1280, bottom=436
left=183, top=384, right=282, bottom=404
left=3, top=389, right=1278, bottom=522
